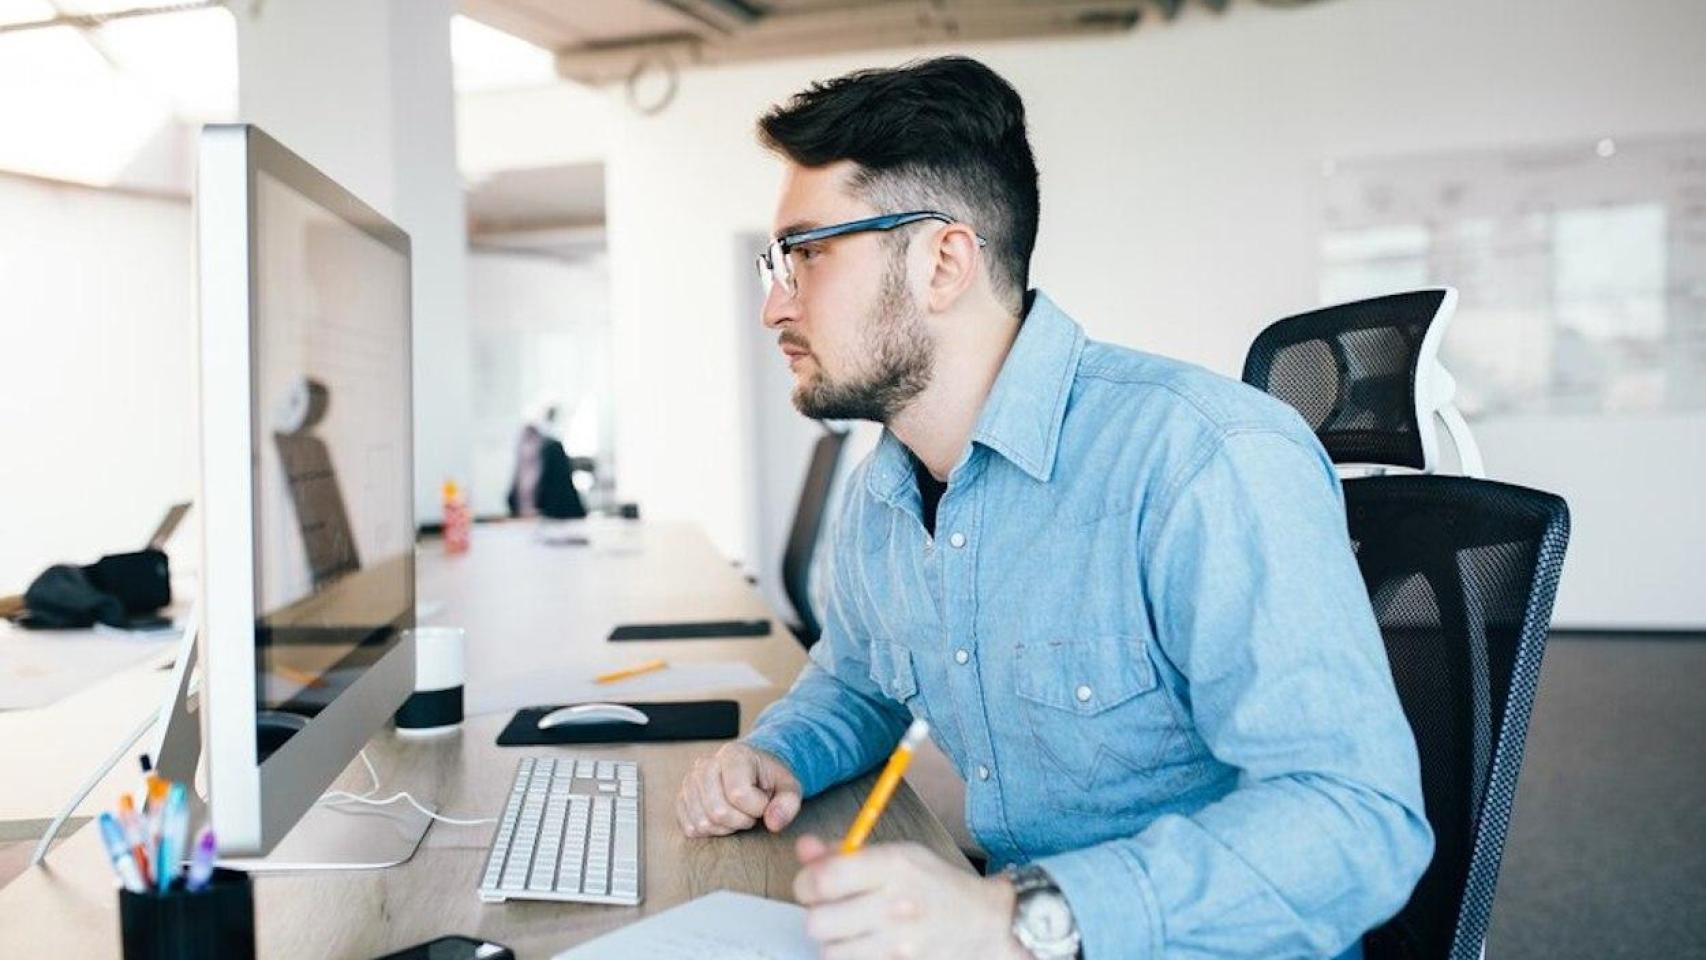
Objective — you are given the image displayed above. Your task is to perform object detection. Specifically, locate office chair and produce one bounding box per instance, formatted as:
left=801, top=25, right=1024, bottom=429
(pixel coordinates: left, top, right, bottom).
left=1242, top=288, right=1484, bottom=477
left=272, top=378, right=361, bottom=587
left=1244, top=290, right=1571, bottom=959
left=781, top=424, right=850, bottom=650
left=1348, top=477, right=1569, bottom=960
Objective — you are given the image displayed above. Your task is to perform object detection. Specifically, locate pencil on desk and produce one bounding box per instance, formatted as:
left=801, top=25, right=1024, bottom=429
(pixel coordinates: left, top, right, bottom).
left=840, top=718, right=931, bottom=854
left=595, top=657, right=668, bottom=684
left=273, top=664, right=326, bottom=688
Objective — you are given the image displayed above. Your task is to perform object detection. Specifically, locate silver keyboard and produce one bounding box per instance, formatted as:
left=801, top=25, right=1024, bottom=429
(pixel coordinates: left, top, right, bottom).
left=478, top=755, right=643, bottom=905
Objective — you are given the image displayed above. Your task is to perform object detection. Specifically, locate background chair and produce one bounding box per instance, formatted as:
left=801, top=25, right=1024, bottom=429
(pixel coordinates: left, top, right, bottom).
left=272, top=378, right=360, bottom=588
left=780, top=423, right=849, bottom=649
left=1244, top=288, right=1572, bottom=959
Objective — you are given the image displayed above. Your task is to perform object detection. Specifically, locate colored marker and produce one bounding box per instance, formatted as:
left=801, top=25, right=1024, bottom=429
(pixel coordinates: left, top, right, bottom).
left=155, top=783, right=189, bottom=893
left=98, top=813, right=146, bottom=894
left=185, top=828, right=218, bottom=892
left=116, top=793, right=152, bottom=886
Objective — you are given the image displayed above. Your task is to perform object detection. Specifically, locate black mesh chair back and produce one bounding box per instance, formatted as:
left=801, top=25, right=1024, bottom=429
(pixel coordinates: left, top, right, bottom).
left=781, top=426, right=849, bottom=649
left=1242, top=289, right=1451, bottom=471
left=1348, top=476, right=1570, bottom=960
left=273, top=432, right=361, bottom=588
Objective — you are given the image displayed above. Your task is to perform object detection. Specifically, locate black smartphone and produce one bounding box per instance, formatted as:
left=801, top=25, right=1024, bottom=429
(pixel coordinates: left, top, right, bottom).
left=372, top=935, right=514, bottom=960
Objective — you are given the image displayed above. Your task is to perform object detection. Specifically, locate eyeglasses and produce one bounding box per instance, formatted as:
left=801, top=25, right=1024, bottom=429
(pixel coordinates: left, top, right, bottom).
left=756, top=210, right=987, bottom=299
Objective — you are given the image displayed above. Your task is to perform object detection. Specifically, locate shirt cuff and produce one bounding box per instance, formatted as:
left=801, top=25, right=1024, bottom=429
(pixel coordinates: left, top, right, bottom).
left=1035, top=842, right=1165, bottom=960
left=742, top=722, right=831, bottom=799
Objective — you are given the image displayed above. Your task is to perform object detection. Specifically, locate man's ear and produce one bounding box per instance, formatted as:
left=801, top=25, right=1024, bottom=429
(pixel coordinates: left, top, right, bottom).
left=924, top=223, right=983, bottom=313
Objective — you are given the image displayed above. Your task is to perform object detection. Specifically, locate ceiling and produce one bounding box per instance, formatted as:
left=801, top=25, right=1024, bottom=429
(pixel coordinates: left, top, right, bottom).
left=465, top=161, right=608, bottom=259
left=466, top=161, right=605, bottom=234
left=460, top=0, right=1242, bottom=86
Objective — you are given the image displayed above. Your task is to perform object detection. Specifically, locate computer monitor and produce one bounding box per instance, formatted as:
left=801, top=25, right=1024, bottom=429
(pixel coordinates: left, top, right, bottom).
left=195, top=124, right=418, bottom=858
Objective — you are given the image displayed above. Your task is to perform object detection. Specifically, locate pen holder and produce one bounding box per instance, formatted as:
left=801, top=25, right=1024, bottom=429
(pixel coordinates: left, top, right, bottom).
left=118, top=868, right=255, bottom=960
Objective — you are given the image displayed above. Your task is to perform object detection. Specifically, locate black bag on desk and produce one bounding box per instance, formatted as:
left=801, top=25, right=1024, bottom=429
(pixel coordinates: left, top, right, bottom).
left=19, top=549, right=171, bottom=629
left=85, top=548, right=172, bottom=614
left=21, top=564, right=129, bottom=628
left=497, top=700, right=739, bottom=747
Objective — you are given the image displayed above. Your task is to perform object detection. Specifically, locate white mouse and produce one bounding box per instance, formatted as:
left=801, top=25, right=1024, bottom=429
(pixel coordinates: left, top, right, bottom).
left=537, top=703, right=650, bottom=729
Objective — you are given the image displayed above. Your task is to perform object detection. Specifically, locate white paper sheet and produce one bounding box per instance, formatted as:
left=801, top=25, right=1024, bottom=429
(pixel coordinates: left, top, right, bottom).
left=470, top=660, right=775, bottom=716
left=0, top=622, right=178, bottom=710
left=554, top=890, right=814, bottom=960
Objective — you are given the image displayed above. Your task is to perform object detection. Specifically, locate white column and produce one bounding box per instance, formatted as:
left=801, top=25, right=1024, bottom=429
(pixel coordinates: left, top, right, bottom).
left=233, top=0, right=473, bottom=525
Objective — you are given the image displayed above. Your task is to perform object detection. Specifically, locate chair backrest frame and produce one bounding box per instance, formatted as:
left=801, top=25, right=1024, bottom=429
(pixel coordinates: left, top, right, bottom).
left=781, top=425, right=849, bottom=648
left=1243, top=287, right=1483, bottom=477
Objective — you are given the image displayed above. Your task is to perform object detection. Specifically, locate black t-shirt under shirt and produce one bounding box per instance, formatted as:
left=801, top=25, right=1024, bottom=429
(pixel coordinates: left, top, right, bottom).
left=913, top=456, right=948, bottom=537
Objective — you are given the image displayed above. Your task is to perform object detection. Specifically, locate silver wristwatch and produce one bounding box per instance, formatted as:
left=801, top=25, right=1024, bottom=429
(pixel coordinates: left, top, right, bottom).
left=1006, top=864, right=1082, bottom=960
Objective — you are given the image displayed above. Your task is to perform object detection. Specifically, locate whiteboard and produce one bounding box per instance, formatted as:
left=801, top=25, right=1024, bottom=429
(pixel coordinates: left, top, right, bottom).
left=1319, top=134, right=1706, bottom=419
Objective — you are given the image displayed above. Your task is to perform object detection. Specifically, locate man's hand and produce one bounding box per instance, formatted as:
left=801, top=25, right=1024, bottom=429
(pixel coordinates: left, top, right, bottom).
left=793, top=835, right=1030, bottom=960
left=676, top=741, right=803, bottom=837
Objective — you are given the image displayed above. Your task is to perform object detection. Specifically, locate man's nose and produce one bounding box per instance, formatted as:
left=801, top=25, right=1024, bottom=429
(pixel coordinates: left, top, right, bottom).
left=760, top=281, right=797, bottom=329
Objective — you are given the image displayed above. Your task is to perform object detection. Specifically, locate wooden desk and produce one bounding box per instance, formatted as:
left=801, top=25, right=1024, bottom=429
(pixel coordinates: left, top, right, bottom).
left=0, top=520, right=967, bottom=957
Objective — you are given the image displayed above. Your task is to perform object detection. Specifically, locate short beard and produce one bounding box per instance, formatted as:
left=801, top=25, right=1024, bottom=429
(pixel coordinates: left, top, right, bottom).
left=792, top=250, right=933, bottom=423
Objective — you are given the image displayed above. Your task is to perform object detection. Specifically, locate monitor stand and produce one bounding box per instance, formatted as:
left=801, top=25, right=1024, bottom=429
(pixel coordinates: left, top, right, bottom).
left=217, top=787, right=432, bottom=872
left=154, top=615, right=432, bottom=872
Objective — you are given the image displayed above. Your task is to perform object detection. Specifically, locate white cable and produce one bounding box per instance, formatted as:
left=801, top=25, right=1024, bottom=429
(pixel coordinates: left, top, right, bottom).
left=31, top=708, right=156, bottom=865
left=31, top=608, right=197, bottom=866
left=317, top=748, right=494, bottom=827
left=320, top=790, right=496, bottom=827
left=353, top=748, right=380, bottom=798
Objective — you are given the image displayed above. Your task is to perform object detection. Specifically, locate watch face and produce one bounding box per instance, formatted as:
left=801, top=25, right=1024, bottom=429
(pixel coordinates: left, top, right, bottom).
left=1021, top=891, right=1075, bottom=941
left=1030, top=900, right=1071, bottom=941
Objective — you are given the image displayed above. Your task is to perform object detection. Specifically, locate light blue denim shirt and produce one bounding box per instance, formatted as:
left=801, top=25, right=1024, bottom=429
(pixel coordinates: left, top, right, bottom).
left=746, top=291, right=1433, bottom=960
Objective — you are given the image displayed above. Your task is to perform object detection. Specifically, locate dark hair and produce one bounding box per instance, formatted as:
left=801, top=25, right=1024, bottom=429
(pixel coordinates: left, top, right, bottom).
left=758, top=56, right=1039, bottom=313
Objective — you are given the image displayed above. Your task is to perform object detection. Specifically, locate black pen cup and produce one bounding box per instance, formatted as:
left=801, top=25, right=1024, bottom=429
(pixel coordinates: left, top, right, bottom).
left=118, top=868, right=255, bottom=960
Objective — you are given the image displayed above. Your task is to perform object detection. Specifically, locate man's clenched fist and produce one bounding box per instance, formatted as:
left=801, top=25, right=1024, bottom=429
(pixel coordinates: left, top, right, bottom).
left=677, top=741, right=803, bottom=837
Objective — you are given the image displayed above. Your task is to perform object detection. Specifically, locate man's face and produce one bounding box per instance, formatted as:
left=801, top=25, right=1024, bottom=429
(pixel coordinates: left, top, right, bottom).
left=761, top=161, right=933, bottom=422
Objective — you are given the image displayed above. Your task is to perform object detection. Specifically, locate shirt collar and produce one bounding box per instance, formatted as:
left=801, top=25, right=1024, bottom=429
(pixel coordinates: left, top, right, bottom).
left=969, top=290, right=1084, bottom=483
left=866, top=290, right=1085, bottom=504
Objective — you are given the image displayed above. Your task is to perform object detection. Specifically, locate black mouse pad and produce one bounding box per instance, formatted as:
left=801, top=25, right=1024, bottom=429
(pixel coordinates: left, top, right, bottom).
left=496, top=700, right=740, bottom=746
left=607, top=619, right=771, bottom=641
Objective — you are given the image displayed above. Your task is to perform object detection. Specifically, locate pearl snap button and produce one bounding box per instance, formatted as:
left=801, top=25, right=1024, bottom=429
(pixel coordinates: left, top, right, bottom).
left=948, top=532, right=967, bottom=549
left=977, top=765, right=991, bottom=781
left=954, top=649, right=970, bottom=665
left=1075, top=684, right=1093, bottom=703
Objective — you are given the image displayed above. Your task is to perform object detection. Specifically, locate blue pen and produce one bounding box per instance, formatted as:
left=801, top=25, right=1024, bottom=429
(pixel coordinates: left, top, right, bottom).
left=156, top=783, right=189, bottom=893
left=185, top=828, right=218, bottom=893
left=98, top=813, right=146, bottom=893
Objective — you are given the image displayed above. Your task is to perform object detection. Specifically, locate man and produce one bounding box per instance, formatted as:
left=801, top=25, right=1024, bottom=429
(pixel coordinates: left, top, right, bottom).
left=676, top=57, right=1432, bottom=959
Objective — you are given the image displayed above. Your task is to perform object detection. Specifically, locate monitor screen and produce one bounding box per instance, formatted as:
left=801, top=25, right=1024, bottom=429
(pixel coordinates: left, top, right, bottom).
left=250, top=168, right=413, bottom=760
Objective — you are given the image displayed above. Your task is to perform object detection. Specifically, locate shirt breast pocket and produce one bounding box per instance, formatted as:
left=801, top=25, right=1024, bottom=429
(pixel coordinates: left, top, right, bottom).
left=868, top=640, right=921, bottom=708
left=1013, top=635, right=1179, bottom=815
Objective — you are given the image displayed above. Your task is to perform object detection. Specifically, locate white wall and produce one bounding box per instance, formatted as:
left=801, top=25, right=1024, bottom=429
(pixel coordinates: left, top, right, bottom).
left=234, top=0, right=473, bottom=526
left=596, top=0, right=1706, bottom=628
left=0, top=176, right=199, bottom=593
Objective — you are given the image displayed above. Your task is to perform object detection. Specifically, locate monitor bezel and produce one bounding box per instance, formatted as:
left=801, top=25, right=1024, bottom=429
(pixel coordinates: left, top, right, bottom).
left=198, top=123, right=416, bottom=856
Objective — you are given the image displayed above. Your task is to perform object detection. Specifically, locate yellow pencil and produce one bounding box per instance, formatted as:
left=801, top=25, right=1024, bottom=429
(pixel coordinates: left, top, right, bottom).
left=840, top=719, right=931, bottom=854
left=595, top=657, right=668, bottom=684
left=273, top=664, right=326, bottom=688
